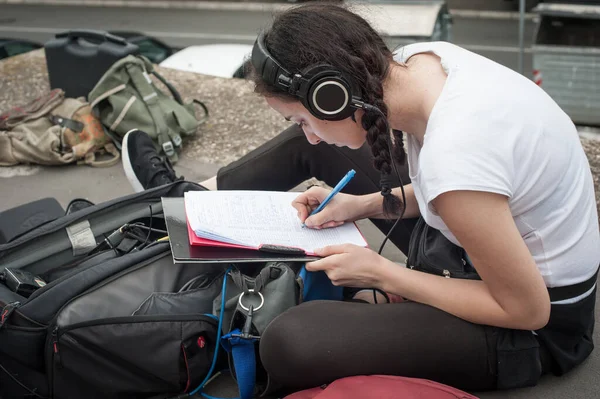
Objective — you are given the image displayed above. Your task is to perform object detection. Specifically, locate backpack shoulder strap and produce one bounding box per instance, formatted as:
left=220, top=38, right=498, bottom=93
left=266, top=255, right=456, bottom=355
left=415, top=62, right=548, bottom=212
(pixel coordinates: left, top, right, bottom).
left=151, top=69, right=184, bottom=105
left=125, top=59, right=181, bottom=160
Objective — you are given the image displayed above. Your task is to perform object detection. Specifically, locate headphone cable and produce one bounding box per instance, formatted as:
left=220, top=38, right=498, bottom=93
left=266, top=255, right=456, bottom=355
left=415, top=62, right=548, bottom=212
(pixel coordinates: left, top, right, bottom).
left=359, top=104, right=408, bottom=305
left=359, top=103, right=407, bottom=256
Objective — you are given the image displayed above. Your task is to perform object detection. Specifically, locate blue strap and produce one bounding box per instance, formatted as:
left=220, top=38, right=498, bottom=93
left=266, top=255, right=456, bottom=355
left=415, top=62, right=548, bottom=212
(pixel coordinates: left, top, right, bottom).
left=188, top=269, right=232, bottom=398
left=299, top=266, right=343, bottom=301
left=221, top=329, right=258, bottom=399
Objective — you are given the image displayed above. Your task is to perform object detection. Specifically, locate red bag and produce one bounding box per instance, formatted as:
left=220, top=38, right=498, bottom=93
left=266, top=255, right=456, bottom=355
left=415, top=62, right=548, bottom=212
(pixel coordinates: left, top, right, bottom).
left=284, top=375, right=480, bottom=399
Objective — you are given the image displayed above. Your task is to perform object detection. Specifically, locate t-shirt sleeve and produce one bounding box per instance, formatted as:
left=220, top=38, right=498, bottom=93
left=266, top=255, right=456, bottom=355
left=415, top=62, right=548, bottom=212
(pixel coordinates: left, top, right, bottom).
left=418, top=126, right=514, bottom=214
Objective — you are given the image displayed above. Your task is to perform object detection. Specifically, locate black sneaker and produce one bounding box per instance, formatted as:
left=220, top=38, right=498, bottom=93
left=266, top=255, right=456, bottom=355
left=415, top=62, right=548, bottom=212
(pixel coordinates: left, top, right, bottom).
left=122, top=129, right=180, bottom=192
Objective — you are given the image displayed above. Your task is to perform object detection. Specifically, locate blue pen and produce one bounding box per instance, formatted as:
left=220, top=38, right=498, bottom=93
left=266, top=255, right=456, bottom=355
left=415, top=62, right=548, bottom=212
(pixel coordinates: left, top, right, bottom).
left=304, top=169, right=356, bottom=226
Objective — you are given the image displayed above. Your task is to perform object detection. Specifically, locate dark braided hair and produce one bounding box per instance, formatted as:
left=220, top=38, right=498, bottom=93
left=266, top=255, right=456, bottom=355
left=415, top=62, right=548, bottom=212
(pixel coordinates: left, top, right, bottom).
left=250, top=2, right=407, bottom=217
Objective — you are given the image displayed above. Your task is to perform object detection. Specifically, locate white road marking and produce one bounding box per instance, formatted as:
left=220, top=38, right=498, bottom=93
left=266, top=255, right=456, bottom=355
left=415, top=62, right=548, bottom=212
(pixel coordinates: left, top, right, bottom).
left=0, top=165, right=41, bottom=178
left=0, top=26, right=533, bottom=52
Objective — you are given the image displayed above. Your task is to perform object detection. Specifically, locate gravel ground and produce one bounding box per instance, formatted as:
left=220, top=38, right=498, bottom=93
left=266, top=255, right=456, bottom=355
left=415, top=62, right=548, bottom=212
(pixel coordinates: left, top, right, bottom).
left=1, top=50, right=599, bottom=224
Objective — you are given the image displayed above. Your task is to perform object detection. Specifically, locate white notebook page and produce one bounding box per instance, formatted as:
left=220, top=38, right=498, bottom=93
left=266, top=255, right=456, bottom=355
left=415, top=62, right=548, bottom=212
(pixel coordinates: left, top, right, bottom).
left=184, top=191, right=368, bottom=254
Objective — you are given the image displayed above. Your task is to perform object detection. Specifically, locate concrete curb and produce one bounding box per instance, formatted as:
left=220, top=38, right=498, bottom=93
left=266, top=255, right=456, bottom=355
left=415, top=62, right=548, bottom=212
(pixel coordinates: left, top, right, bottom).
left=450, top=9, right=535, bottom=20
left=0, top=0, right=536, bottom=19
left=3, top=0, right=288, bottom=12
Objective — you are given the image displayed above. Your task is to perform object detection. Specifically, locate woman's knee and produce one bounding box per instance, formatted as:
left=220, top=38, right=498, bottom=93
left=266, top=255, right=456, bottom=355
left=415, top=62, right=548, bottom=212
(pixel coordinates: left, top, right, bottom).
left=259, top=301, right=333, bottom=385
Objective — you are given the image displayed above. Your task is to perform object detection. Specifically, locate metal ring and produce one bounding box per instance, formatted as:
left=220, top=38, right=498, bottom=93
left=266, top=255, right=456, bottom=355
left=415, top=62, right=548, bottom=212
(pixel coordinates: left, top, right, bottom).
left=238, top=289, right=265, bottom=312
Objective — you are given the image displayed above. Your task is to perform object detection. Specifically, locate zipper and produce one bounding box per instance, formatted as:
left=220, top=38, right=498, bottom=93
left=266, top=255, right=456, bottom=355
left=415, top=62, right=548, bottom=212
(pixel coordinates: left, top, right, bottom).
left=443, top=270, right=451, bottom=278
left=50, top=314, right=217, bottom=394
left=406, top=217, right=425, bottom=267
left=0, top=301, right=20, bottom=329
left=52, top=327, right=62, bottom=368
left=417, top=219, right=431, bottom=272
left=0, top=299, right=46, bottom=328
left=57, top=313, right=218, bottom=336
left=51, top=313, right=218, bottom=364
left=47, top=326, right=60, bottom=396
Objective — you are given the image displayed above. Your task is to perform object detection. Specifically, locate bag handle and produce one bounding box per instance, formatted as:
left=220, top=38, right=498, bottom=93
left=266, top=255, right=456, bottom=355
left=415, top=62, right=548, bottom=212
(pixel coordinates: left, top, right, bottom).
left=80, top=143, right=121, bottom=168
left=192, top=99, right=209, bottom=125
left=151, top=69, right=184, bottom=105
left=58, top=30, right=129, bottom=46
left=150, top=60, right=209, bottom=127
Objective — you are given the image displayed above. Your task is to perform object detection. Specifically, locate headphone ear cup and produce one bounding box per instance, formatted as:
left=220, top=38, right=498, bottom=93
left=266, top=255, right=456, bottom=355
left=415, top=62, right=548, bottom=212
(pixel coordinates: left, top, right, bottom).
left=306, top=76, right=355, bottom=121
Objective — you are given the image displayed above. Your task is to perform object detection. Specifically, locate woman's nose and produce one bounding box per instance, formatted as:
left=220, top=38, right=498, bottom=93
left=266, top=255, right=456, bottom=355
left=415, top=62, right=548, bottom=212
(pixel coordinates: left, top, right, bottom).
left=303, top=128, right=321, bottom=145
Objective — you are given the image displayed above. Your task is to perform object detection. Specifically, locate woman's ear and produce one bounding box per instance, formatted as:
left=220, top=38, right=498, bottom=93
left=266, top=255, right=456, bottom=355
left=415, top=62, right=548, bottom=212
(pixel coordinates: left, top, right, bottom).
left=351, top=112, right=357, bottom=122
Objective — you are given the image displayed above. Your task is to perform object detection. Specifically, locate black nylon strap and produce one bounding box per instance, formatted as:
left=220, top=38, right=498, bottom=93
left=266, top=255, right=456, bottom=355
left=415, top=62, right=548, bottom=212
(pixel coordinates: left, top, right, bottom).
left=548, top=267, right=599, bottom=303
left=49, top=115, right=84, bottom=132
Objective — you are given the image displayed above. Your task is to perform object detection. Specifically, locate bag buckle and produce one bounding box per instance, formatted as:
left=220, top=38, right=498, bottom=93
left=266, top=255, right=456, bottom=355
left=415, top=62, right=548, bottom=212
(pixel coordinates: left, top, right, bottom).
left=230, top=304, right=261, bottom=341
left=162, top=141, right=175, bottom=157
left=172, top=134, right=182, bottom=147
left=0, top=301, right=20, bottom=329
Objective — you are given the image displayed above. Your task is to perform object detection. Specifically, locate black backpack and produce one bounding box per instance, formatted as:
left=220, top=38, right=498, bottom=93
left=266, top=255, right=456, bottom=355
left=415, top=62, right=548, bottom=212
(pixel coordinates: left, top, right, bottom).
left=0, top=182, right=224, bottom=398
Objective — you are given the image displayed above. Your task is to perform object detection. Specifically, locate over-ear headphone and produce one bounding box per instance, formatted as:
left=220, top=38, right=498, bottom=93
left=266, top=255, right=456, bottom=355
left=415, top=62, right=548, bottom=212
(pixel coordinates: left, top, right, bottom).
left=251, top=32, right=371, bottom=121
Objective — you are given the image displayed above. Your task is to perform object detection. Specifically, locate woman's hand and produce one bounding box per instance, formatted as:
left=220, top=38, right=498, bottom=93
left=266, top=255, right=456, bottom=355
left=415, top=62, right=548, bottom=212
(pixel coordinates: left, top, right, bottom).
left=305, top=244, right=389, bottom=288
left=292, top=186, right=364, bottom=228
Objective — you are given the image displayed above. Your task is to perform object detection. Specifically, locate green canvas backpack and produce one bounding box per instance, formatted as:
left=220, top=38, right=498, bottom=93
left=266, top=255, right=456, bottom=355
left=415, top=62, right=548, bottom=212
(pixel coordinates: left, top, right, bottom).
left=88, top=55, right=208, bottom=162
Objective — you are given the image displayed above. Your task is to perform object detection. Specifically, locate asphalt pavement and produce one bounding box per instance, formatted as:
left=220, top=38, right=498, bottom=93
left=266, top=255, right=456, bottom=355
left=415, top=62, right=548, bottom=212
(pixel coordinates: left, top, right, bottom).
left=0, top=2, right=535, bottom=77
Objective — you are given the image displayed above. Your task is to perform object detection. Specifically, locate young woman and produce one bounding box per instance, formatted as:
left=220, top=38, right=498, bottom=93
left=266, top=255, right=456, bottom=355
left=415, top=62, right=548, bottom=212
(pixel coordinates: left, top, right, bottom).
left=246, top=2, right=599, bottom=393
left=122, top=3, right=599, bottom=393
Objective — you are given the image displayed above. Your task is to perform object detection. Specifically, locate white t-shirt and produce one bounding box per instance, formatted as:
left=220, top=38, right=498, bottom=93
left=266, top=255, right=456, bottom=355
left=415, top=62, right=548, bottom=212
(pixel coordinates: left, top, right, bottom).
left=394, top=42, right=599, bottom=302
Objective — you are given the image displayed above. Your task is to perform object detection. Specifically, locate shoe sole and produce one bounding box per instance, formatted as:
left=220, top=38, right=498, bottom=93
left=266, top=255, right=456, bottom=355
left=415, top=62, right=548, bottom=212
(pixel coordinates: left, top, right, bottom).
left=121, top=130, right=146, bottom=193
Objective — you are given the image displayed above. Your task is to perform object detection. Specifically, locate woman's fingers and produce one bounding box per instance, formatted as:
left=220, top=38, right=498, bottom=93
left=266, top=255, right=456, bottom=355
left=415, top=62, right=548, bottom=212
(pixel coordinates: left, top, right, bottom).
left=308, top=220, right=344, bottom=229
left=292, top=187, right=330, bottom=222
left=305, top=258, right=328, bottom=272
left=291, top=194, right=312, bottom=221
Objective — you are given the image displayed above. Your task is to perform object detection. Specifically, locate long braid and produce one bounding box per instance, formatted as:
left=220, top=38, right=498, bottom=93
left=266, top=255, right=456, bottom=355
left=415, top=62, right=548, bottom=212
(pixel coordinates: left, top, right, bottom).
left=360, top=73, right=404, bottom=218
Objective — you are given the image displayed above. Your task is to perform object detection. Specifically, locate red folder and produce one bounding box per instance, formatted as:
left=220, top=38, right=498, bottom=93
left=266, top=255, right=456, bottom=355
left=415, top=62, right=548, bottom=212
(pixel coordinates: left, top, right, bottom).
left=186, top=219, right=312, bottom=255
left=186, top=219, right=370, bottom=256
left=186, top=219, right=253, bottom=250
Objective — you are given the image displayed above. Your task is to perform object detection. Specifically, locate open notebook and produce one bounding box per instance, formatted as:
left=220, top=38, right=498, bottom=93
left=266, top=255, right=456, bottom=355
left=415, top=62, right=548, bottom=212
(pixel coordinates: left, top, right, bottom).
left=184, top=191, right=368, bottom=255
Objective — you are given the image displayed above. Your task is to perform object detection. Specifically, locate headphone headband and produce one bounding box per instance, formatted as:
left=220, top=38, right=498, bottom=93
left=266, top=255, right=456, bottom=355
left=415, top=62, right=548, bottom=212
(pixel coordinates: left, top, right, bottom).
left=252, top=33, right=294, bottom=92
left=251, top=32, right=368, bottom=121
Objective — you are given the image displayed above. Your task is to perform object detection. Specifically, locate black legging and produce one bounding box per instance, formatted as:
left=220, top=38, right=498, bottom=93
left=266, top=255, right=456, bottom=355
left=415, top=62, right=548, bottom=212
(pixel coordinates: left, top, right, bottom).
left=260, top=301, right=498, bottom=392
left=209, top=125, right=550, bottom=392
left=216, top=124, right=418, bottom=256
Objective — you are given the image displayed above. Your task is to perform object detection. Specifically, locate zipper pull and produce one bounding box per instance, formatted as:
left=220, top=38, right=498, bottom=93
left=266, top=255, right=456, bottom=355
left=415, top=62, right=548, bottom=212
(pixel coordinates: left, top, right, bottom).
left=443, top=270, right=451, bottom=278
left=0, top=301, right=20, bottom=329
left=52, top=327, right=62, bottom=368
